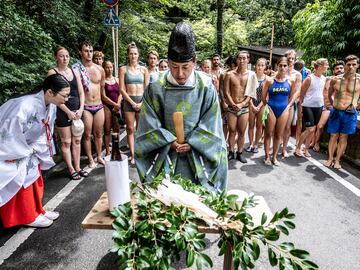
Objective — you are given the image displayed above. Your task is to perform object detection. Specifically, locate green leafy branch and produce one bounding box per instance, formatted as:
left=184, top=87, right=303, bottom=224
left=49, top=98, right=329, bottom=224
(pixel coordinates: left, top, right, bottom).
left=111, top=175, right=318, bottom=270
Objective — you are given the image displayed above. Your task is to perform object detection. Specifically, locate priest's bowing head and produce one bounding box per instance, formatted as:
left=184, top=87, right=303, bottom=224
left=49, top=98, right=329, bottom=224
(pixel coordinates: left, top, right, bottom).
left=167, top=21, right=196, bottom=85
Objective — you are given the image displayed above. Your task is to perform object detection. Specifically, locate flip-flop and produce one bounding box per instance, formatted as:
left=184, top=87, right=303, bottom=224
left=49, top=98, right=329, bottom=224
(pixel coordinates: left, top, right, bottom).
left=294, top=151, right=303, bottom=158
left=78, top=169, right=89, bottom=177
left=70, top=172, right=81, bottom=181
left=303, top=152, right=312, bottom=158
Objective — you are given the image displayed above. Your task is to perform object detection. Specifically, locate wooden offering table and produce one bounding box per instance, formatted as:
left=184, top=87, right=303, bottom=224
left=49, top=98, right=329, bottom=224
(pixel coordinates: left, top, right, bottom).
left=82, top=192, right=235, bottom=269
left=82, top=192, right=272, bottom=270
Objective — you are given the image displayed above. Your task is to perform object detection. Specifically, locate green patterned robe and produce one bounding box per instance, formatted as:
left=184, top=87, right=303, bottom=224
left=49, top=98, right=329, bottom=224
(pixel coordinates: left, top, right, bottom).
left=135, top=70, right=228, bottom=192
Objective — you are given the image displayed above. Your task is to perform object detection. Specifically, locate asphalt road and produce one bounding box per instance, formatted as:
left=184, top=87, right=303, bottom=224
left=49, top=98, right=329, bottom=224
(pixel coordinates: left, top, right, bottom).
left=1, top=136, right=360, bottom=270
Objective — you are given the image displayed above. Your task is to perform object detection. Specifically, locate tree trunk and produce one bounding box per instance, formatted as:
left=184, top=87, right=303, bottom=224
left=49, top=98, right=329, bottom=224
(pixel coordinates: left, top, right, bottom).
left=84, top=0, right=94, bottom=22
left=216, top=0, right=224, bottom=57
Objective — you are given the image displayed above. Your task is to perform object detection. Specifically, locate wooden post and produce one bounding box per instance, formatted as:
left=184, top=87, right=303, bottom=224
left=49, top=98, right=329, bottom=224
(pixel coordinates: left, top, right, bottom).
left=269, top=24, right=274, bottom=66
left=223, top=243, right=234, bottom=270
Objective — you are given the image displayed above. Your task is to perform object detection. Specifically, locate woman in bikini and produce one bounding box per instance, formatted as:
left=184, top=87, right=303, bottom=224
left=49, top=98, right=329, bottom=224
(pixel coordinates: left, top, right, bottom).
left=295, top=58, right=328, bottom=158
left=119, top=42, right=149, bottom=165
left=262, top=57, right=296, bottom=165
left=47, top=47, right=88, bottom=180
left=246, top=58, right=268, bottom=153
left=102, top=60, right=122, bottom=156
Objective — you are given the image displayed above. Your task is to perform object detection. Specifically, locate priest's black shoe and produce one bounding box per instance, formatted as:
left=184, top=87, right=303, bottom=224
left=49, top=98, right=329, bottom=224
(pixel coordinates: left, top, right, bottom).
left=236, top=152, right=247, bottom=163
left=228, top=151, right=235, bottom=160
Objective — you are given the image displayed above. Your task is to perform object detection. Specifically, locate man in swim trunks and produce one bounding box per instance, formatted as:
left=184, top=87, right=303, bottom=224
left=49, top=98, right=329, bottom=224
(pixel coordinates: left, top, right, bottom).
left=224, top=51, right=257, bottom=163
left=79, top=41, right=106, bottom=167
left=220, top=56, right=237, bottom=140
left=283, top=49, right=302, bottom=157
left=325, top=55, right=360, bottom=169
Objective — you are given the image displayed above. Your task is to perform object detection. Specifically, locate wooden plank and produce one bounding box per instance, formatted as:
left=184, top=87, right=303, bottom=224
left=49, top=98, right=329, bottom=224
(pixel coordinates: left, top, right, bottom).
left=81, top=192, right=220, bottom=233
left=81, top=192, right=114, bottom=229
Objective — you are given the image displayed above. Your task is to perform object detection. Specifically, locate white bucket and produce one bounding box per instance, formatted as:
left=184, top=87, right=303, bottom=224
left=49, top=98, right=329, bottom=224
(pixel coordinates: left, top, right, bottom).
left=104, top=155, right=131, bottom=210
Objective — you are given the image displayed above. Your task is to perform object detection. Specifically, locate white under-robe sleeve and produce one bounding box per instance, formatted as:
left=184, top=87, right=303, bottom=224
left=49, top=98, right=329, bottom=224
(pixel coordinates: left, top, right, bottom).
left=0, top=102, right=33, bottom=161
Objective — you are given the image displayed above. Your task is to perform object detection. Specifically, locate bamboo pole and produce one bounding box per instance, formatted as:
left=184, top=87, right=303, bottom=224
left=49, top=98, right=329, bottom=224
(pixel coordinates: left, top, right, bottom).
left=269, top=24, right=274, bottom=66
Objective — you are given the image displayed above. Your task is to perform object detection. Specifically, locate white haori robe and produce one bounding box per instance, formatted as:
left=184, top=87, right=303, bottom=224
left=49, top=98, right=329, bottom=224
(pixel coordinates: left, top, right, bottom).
left=0, top=91, right=57, bottom=207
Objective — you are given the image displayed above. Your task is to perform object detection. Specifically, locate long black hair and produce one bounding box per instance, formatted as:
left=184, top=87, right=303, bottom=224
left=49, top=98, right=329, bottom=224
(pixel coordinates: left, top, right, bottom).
left=17, top=74, right=70, bottom=98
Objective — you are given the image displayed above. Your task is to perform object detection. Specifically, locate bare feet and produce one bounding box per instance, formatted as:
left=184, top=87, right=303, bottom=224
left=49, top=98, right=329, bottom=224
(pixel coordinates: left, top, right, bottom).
left=333, top=161, right=342, bottom=169
left=97, top=156, right=105, bottom=165
left=282, top=150, right=289, bottom=158
left=130, top=158, right=136, bottom=166
left=88, top=160, right=97, bottom=169
left=264, top=158, right=272, bottom=165
left=272, top=159, right=280, bottom=166
left=313, top=144, right=320, bottom=152
left=303, top=150, right=311, bottom=157
left=294, top=150, right=304, bottom=157
left=324, top=160, right=334, bottom=168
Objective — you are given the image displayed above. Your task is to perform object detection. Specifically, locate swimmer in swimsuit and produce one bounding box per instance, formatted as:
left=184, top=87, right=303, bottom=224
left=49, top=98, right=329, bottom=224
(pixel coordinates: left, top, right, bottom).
left=77, top=41, right=106, bottom=167
left=224, top=51, right=257, bottom=163
left=325, top=55, right=360, bottom=169
left=262, top=57, right=296, bottom=166
left=119, top=42, right=149, bottom=165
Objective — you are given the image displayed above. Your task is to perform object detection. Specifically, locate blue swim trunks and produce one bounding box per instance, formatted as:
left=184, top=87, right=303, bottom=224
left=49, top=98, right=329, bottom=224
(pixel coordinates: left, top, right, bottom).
left=327, top=108, right=357, bottom=135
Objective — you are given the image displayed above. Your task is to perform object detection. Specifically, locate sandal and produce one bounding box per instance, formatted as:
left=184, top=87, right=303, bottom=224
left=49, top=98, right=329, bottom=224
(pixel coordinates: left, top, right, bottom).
left=78, top=169, right=89, bottom=178
left=70, top=172, right=81, bottom=181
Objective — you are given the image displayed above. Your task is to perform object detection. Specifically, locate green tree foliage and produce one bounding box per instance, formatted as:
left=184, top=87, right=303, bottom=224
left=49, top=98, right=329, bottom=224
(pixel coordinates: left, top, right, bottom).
left=0, top=0, right=106, bottom=103
left=293, top=0, right=360, bottom=62
left=0, top=2, right=53, bottom=104
left=1, top=0, right=318, bottom=103
left=227, top=0, right=311, bottom=47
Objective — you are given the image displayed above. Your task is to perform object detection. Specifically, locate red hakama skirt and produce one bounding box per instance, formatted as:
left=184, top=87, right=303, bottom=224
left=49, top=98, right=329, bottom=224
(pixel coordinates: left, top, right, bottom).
left=0, top=173, right=45, bottom=228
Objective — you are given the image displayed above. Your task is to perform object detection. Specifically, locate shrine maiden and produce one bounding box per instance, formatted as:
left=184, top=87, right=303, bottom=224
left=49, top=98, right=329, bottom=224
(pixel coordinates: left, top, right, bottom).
left=0, top=74, right=70, bottom=228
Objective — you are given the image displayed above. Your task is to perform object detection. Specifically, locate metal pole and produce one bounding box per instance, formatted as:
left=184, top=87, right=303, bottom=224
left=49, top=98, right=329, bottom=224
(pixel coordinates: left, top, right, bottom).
left=115, top=4, right=119, bottom=77
left=269, top=24, right=274, bottom=66
left=112, top=26, right=116, bottom=74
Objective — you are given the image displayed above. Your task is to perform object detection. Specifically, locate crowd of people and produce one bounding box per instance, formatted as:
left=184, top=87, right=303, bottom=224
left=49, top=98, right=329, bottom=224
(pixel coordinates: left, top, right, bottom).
left=1, top=21, right=360, bottom=229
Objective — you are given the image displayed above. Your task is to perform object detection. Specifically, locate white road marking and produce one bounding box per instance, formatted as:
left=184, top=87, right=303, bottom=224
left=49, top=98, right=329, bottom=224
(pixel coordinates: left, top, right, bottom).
left=0, top=165, right=92, bottom=265
left=0, top=228, right=35, bottom=264
left=288, top=141, right=360, bottom=197
left=0, top=131, right=126, bottom=265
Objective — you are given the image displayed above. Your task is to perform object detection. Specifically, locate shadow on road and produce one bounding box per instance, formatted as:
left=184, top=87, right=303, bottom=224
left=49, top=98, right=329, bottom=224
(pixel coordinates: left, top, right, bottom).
left=305, top=165, right=332, bottom=182
left=96, top=252, right=118, bottom=270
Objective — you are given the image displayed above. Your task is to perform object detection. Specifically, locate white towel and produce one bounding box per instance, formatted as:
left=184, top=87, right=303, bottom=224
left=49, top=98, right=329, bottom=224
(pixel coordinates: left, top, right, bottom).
left=244, top=70, right=258, bottom=99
